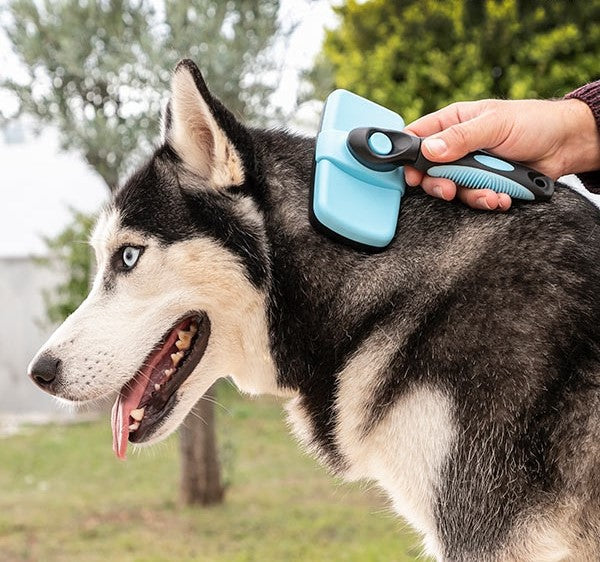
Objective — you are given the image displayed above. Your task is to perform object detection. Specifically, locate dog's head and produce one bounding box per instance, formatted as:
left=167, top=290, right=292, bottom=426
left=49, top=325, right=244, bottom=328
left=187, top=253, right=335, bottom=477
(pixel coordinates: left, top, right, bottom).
left=28, top=60, right=279, bottom=458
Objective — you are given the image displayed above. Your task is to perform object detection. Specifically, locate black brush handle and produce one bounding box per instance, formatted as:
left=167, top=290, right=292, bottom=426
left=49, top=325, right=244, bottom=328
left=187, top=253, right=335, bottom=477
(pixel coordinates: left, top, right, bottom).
left=347, top=127, right=555, bottom=201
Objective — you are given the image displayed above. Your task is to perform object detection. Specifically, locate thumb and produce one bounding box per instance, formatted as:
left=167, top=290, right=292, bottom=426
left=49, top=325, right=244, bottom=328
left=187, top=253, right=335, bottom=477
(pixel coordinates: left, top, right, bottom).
left=421, top=113, right=503, bottom=162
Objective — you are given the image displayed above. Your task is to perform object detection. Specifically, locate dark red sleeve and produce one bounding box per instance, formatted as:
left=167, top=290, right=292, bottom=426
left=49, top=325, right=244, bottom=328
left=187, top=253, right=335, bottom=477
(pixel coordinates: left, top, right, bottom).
left=565, top=81, right=600, bottom=193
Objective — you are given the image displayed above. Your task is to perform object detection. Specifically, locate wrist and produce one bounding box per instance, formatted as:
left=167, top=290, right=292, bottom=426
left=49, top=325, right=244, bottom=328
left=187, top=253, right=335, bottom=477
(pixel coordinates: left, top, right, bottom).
left=561, top=98, right=600, bottom=175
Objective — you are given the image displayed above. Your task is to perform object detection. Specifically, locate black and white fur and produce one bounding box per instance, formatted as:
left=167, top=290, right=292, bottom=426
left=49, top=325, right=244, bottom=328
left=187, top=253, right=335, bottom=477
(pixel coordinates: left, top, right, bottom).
left=30, top=60, right=600, bottom=561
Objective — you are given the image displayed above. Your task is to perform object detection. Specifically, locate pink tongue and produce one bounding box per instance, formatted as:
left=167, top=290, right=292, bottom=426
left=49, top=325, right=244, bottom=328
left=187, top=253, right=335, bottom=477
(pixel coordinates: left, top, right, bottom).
left=111, top=378, right=147, bottom=460
left=110, top=319, right=189, bottom=460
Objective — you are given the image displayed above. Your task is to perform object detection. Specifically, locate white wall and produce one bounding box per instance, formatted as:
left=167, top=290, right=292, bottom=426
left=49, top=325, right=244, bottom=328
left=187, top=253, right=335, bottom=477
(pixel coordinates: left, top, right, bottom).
left=0, top=256, right=77, bottom=416
left=0, top=125, right=107, bottom=258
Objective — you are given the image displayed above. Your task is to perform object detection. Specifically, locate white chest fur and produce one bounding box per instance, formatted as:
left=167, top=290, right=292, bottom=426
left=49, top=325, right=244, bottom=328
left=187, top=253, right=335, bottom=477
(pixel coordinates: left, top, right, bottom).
left=286, top=328, right=456, bottom=560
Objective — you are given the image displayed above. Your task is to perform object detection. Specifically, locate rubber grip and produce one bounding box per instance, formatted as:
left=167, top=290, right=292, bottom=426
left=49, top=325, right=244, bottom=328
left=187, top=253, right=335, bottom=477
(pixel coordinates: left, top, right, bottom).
left=413, top=150, right=554, bottom=201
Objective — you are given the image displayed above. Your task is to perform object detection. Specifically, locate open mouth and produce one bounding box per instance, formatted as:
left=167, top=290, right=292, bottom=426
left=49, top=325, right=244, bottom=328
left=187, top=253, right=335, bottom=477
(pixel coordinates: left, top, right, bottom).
left=111, top=312, right=210, bottom=459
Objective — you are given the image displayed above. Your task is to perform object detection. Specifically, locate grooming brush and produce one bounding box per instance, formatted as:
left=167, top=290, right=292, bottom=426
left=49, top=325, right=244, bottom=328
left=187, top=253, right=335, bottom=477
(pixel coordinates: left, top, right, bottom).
left=311, top=90, right=555, bottom=250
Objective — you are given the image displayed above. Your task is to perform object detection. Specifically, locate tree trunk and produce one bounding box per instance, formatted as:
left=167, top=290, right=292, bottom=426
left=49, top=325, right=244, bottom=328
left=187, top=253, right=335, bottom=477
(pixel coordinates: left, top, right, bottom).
left=179, top=384, right=224, bottom=505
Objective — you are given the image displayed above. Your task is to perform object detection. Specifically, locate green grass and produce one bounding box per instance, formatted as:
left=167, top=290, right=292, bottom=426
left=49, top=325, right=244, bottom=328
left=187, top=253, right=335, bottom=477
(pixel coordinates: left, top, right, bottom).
left=0, top=385, right=427, bottom=561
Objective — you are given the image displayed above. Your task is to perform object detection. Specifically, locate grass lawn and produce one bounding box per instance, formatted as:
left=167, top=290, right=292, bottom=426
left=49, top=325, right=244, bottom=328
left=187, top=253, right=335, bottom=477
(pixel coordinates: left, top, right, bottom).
left=0, top=384, right=427, bottom=561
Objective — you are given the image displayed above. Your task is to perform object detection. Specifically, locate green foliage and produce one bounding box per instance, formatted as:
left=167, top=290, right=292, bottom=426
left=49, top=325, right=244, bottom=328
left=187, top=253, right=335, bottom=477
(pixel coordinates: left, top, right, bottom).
left=315, top=0, right=600, bottom=123
left=2, top=0, right=281, bottom=191
left=35, top=209, right=95, bottom=326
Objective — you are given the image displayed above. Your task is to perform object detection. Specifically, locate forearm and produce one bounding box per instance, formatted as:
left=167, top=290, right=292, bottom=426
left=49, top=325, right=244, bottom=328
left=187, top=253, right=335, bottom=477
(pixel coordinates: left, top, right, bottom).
left=565, top=81, right=600, bottom=193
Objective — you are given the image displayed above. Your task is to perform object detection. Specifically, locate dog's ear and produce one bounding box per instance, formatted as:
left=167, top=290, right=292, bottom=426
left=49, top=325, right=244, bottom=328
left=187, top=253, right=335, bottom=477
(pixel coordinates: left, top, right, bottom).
left=164, top=59, right=247, bottom=188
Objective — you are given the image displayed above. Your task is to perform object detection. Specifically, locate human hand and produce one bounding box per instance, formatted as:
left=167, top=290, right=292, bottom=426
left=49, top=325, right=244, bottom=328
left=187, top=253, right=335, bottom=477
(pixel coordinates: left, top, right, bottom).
left=404, top=98, right=600, bottom=211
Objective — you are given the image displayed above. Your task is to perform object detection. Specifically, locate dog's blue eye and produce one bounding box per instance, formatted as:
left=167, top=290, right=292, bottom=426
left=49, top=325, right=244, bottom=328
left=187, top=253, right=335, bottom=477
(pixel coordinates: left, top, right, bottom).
left=122, top=246, right=141, bottom=270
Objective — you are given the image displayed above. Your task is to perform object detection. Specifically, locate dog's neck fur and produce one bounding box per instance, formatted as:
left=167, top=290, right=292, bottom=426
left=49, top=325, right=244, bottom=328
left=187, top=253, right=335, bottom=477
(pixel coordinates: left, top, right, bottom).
left=252, top=128, right=369, bottom=390
left=248, top=129, right=457, bottom=556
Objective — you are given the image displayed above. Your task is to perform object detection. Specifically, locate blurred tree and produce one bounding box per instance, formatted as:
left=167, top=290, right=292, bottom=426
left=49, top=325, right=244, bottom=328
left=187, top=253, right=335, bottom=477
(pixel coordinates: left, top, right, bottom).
left=35, top=210, right=96, bottom=326
left=2, top=0, right=281, bottom=190
left=2, top=0, right=283, bottom=507
left=313, top=0, right=600, bottom=123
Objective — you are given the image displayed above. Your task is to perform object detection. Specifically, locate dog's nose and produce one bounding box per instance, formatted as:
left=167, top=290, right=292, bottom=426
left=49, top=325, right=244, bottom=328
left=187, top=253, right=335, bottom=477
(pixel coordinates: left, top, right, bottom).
left=29, top=353, right=62, bottom=389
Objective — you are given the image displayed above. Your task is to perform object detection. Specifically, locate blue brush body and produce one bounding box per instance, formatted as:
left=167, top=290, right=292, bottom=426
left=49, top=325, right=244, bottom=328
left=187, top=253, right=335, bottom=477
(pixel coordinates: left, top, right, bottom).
left=312, top=90, right=406, bottom=249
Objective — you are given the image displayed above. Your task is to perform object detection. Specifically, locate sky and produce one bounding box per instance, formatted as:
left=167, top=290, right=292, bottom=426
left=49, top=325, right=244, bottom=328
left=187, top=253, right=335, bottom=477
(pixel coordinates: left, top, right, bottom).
left=0, top=0, right=339, bottom=257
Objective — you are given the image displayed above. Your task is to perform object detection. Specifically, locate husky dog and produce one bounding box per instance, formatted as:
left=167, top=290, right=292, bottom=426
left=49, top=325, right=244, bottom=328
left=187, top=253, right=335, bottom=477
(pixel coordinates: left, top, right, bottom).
left=29, top=59, right=600, bottom=561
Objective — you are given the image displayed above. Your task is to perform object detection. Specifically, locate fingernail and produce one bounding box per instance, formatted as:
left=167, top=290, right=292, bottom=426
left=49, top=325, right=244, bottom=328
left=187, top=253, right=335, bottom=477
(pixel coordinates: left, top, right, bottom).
left=498, top=194, right=511, bottom=210
left=475, top=195, right=492, bottom=210
left=432, top=185, right=444, bottom=199
left=423, top=138, right=447, bottom=157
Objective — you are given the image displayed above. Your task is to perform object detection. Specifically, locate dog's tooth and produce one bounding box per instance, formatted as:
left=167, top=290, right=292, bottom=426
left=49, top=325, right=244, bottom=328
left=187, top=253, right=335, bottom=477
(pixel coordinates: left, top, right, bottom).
left=175, top=336, right=191, bottom=351
left=171, top=351, right=184, bottom=366
left=154, top=383, right=161, bottom=391
left=189, top=323, right=198, bottom=335
left=129, top=422, right=140, bottom=431
left=164, top=368, right=175, bottom=378
left=180, top=330, right=193, bottom=343
left=130, top=408, right=145, bottom=422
